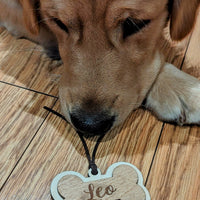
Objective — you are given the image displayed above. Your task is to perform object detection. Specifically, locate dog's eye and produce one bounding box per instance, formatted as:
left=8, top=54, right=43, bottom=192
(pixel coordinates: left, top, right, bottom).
left=122, top=18, right=150, bottom=39
left=53, top=18, right=69, bottom=33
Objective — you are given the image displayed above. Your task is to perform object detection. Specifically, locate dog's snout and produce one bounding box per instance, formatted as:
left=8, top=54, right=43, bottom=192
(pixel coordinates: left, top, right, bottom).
left=70, top=110, right=115, bottom=136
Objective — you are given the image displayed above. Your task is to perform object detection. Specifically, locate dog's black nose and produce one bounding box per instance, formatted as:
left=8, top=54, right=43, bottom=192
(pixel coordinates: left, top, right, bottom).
left=70, top=110, right=115, bottom=136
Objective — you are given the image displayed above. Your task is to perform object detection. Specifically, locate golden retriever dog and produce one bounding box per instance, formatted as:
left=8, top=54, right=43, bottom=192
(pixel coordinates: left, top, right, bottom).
left=0, top=0, right=200, bottom=136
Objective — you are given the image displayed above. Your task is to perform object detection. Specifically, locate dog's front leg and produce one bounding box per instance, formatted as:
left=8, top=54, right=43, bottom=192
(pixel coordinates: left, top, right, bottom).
left=145, top=63, right=200, bottom=125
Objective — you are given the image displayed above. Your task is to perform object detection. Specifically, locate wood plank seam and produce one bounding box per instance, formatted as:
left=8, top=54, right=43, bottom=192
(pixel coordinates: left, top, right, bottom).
left=179, top=34, right=193, bottom=71
left=0, top=23, right=195, bottom=199
left=0, top=97, right=58, bottom=193
left=144, top=32, right=192, bottom=186
left=0, top=80, right=59, bottom=99
left=144, top=123, right=165, bottom=186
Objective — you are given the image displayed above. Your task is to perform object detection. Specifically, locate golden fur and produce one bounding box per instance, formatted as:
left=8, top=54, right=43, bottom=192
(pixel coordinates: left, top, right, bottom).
left=0, top=0, right=200, bottom=135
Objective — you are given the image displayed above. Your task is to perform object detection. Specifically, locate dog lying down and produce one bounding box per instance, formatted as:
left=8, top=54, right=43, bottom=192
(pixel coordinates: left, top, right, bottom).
left=0, top=0, right=200, bottom=136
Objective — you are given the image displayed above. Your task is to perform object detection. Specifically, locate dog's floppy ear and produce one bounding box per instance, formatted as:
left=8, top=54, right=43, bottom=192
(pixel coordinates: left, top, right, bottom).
left=169, top=0, right=199, bottom=40
left=19, top=0, right=39, bottom=35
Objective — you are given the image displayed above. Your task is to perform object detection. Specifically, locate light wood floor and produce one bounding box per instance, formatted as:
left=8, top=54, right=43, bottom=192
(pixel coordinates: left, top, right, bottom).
left=0, top=15, right=200, bottom=200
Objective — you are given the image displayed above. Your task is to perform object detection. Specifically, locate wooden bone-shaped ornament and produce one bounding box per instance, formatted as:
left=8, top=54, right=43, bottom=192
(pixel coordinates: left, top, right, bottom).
left=51, top=162, right=151, bottom=200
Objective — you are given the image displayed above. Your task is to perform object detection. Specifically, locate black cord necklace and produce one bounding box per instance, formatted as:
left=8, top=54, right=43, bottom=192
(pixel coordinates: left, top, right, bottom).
left=47, top=108, right=151, bottom=200
left=44, top=106, right=106, bottom=176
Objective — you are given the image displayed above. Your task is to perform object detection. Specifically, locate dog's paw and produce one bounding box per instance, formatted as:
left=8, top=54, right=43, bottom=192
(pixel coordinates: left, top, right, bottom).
left=145, top=63, right=200, bottom=125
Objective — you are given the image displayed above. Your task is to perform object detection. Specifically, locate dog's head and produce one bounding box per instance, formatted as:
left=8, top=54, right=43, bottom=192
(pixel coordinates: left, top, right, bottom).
left=20, top=0, right=199, bottom=136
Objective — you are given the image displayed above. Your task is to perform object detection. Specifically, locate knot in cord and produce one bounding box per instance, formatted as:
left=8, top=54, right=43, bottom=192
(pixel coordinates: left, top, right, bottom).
left=89, top=162, right=98, bottom=175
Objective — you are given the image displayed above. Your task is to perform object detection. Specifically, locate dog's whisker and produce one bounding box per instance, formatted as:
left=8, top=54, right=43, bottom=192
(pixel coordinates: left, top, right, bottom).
left=131, top=21, right=142, bottom=32
left=138, top=19, right=147, bottom=26
left=30, top=17, right=55, bottom=29
left=37, top=17, right=54, bottom=24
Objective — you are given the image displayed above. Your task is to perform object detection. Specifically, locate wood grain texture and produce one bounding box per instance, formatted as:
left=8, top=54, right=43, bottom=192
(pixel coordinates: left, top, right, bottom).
left=58, top=164, right=147, bottom=200
left=146, top=12, right=200, bottom=200
left=0, top=29, right=61, bottom=96
left=146, top=125, right=200, bottom=200
left=0, top=82, right=56, bottom=189
left=0, top=102, right=163, bottom=200
left=0, top=12, right=198, bottom=200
